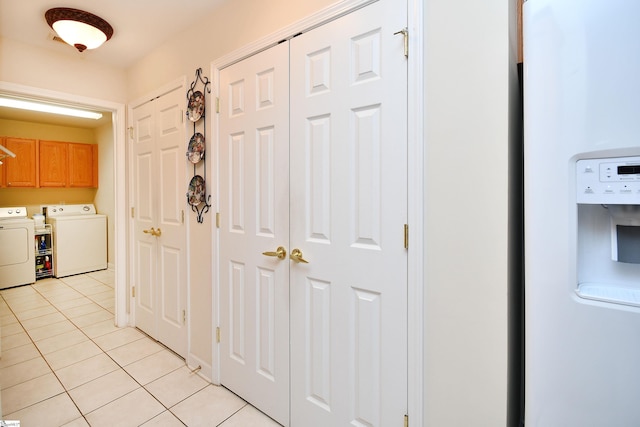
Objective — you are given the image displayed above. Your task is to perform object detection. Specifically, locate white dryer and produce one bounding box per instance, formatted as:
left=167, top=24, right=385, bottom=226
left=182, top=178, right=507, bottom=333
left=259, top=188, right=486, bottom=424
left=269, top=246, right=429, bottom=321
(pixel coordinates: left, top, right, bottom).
left=0, top=207, right=35, bottom=289
left=44, top=204, right=107, bottom=278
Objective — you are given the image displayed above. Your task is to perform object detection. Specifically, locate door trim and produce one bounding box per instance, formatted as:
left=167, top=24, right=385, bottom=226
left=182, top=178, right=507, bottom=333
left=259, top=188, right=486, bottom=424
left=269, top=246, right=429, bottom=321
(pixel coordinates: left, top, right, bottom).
left=0, top=80, right=128, bottom=328
left=210, top=0, right=425, bottom=424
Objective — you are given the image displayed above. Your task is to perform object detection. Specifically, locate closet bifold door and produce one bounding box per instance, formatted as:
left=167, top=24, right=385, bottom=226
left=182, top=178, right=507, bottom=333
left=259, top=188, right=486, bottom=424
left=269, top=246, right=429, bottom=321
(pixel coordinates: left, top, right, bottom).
left=218, top=41, right=291, bottom=426
left=289, top=0, right=409, bottom=425
left=131, top=85, right=188, bottom=358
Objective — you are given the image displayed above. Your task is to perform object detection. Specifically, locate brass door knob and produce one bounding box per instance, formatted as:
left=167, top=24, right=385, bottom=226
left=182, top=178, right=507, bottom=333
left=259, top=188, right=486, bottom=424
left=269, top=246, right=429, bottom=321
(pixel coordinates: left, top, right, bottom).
left=290, top=248, right=309, bottom=263
left=262, top=246, right=287, bottom=260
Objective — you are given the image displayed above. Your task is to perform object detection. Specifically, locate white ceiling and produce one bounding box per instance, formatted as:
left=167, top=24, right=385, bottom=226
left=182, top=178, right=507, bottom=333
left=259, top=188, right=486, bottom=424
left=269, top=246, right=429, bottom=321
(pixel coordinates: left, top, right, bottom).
left=0, top=0, right=228, bottom=128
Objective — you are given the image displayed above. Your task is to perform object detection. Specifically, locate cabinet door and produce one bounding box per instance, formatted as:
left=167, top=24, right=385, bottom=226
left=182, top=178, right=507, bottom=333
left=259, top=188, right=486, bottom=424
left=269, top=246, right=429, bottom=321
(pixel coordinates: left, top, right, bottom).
left=4, top=137, right=38, bottom=187
left=68, top=143, right=98, bottom=187
left=39, top=140, right=68, bottom=187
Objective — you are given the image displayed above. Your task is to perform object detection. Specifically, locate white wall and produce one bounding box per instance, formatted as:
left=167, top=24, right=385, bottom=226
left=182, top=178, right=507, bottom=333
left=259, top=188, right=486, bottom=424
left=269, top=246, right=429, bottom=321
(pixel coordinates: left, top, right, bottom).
left=0, top=38, right=127, bottom=103
left=423, top=0, right=512, bottom=425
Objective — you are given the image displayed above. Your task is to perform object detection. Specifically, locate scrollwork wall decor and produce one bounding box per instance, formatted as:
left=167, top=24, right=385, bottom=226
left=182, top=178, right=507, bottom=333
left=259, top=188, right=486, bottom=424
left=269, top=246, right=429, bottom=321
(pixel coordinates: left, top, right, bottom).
left=185, top=68, right=212, bottom=224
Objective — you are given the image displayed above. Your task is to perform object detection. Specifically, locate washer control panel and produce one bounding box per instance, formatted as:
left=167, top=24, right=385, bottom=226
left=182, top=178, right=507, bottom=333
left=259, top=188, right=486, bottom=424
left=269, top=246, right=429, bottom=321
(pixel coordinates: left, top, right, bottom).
left=577, top=156, right=640, bottom=204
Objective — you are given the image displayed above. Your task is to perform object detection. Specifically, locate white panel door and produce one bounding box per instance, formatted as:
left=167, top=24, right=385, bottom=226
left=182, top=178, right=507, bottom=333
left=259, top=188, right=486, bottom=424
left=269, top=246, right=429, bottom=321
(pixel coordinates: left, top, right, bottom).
left=218, top=42, right=290, bottom=425
left=132, top=85, right=188, bottom=358
left=289, top=0, right=408, bottom=425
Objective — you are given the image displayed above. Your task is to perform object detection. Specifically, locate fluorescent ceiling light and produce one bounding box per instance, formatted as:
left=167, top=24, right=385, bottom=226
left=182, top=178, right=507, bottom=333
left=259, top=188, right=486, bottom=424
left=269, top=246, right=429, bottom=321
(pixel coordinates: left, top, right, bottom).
left=0, top=97, right=103, bottom=120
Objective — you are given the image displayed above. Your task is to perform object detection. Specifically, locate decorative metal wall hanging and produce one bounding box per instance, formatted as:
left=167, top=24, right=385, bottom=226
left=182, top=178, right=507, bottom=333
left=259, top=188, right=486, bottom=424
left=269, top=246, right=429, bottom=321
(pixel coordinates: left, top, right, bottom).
left=185, top=68, right=211, bottom=223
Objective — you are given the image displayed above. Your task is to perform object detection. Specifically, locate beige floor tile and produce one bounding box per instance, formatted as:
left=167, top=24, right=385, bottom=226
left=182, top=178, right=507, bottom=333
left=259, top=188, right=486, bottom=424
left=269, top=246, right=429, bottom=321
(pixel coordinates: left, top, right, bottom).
left=86, top=270, right=114, bottom=286
left=145, top=366, right=209, bottom=407
left=55, top=353, right=120, bottom=390
left=27, top=319, right=77, bottom=341
left=89, top=290, right=113, bottom=303
left=99, top=300, right=115, bottom=313
left=61, top=417, right=91, bottom=427
left=85, top=388, right=165, bottom=427
left=1, top=322, right=24, bottom=337
left=1, top=285, right=38, bottom=298
left=218, top=404, right=282, bottom=426
left=39, top=287, right=82, bottom=301
left=60, top=275, right=101, bottom=287
left=140, top=410, right=185, bottom=426
left=14, top=304, right=58, bottom=321
left=1, top=312, right=18, bottom=326
left=74, top=283, right=113, bottom=297
left=20, top=311, right=67, bottom=331
left=171, top=385, right=246, bottom=427
left=124, top=349, right=185, bottom=385
left=44, top=340, right=104, bottom=370
left=4, top=391, right=82, bottom=427
left=8, top=298, right=51, bottom=314
left=68, top=308, right=113, bottom=328
left=60, top=301, right=104, bottom=319
left=80, top=318, right=119, bottom=338
left=31, top=277, right=64, bottom=289
left=52, top=296, right=94, bottom=311
left=0, top=342, right=40, bottom=368
left=107, top=337, right=164, bottom=366
left=68, top=369, right=140, bottom=414
left=0, top=331, right=32, bottom=351
left=0, top=356, right=51, bottom=389
left=92, top=327, right=145, bottom=352
left=34, top=329, right=88, bottom=354
left=1, top=372, right=64, bottom=415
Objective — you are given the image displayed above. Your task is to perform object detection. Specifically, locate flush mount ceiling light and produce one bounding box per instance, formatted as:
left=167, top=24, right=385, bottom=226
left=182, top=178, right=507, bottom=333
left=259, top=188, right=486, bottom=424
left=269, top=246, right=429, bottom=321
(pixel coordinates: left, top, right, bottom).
left=45, top=7, right=113, bottom=52
left=0, top=96, right=103, bottom=120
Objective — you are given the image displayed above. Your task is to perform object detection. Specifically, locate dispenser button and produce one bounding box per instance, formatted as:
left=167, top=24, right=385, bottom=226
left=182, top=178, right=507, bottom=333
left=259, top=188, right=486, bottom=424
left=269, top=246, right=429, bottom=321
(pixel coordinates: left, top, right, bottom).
left=604, top=186, right=614, bottom=194
left=584, top=166, right=594, bottom=173
left=584, top=187, right=594, bottom=194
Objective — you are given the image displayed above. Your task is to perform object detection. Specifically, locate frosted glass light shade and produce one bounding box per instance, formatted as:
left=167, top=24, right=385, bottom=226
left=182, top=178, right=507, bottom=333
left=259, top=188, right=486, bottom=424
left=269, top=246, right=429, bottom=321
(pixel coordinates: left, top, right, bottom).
left=52, top=20, right=108, bottom=51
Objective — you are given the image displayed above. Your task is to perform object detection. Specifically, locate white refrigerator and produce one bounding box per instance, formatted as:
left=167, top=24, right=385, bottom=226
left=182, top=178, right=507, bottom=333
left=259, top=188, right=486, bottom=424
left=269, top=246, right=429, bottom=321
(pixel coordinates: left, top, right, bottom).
left=524, top=0, right=640, bottom=425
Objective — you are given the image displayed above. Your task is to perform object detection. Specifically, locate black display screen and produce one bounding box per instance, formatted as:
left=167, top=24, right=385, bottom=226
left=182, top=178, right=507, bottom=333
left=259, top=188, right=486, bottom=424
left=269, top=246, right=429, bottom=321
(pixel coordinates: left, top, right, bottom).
left=618, top=165, right=640, bottom=175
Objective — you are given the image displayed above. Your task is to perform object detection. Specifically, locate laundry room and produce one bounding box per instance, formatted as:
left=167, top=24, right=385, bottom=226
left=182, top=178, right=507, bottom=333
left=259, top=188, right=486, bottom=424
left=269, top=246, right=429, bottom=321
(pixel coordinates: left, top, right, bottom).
left=0, top=110, right=115, bottom=287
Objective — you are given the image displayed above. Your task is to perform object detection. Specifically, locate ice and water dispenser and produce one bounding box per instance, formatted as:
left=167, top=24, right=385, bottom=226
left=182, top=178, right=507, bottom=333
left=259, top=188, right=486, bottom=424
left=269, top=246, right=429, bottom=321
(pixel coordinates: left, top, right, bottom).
left=576, top=155, right=640, bottom=306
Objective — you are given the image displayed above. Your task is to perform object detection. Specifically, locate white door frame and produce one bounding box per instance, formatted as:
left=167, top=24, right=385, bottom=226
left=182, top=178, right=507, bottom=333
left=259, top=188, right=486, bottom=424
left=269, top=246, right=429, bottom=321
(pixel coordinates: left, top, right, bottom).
left=0, top=80, right=129, bottom=328
left=210, top=0, right=424, bottom=424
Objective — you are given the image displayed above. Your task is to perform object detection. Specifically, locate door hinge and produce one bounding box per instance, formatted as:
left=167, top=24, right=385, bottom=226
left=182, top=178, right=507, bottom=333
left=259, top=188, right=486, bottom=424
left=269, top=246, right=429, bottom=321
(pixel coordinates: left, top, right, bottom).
left=181, top=210, right=185, bottom=224
left=128, top=126, right=134, bottom=139
left=181, top=110, right=184, bottom=123
left=404, top=414, right=409, bottom=427
left=182, top=309, right=186, bottom=324
left=216, top=212, right=221, bottom=228
left=404, top=224, right=409, bottom=249
left=131, top=207, right=135, bottom=218
left=131, top=286, right=135, bottom=297
left=216, top=97, right=220, bottom=114
left=394, top=28, right=409, bottom=58
left=216, top=327, right=221, bottom=343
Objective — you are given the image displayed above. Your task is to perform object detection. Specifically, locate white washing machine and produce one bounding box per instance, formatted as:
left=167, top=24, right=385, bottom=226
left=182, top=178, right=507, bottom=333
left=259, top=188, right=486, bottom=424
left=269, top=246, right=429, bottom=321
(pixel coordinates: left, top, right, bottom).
left=44, top=204, right=107, bottom=278
left=0, top=207, right=35, bottom=289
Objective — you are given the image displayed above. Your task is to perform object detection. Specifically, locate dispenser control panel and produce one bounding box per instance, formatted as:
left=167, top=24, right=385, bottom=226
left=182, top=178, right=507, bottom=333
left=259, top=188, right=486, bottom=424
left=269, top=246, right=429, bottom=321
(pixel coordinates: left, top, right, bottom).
left=577, top=156, right=640, bottom=204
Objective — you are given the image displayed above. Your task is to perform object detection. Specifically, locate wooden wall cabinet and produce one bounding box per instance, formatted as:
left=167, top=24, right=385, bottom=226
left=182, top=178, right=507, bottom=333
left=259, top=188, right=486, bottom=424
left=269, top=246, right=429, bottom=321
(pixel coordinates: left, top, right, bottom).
left=39, top=140, right=69, bottom=187
left=2, top=137, right=38, bottom=187
left=39, top=140, right=98, bottom=188
left=68, top=142, right=98, bottom=187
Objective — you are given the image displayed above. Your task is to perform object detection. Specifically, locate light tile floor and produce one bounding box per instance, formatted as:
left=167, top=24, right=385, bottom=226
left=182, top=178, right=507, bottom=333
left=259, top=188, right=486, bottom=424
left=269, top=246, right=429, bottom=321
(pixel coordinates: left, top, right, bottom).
left=0, top=271, right=280, bottom=427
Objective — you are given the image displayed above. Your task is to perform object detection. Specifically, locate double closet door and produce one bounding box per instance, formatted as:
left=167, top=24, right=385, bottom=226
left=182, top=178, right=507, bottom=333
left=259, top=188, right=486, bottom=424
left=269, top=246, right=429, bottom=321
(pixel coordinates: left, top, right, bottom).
left=131, top=85, right=188, bottom=358
left=218, top=0, right=408, bottom=425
